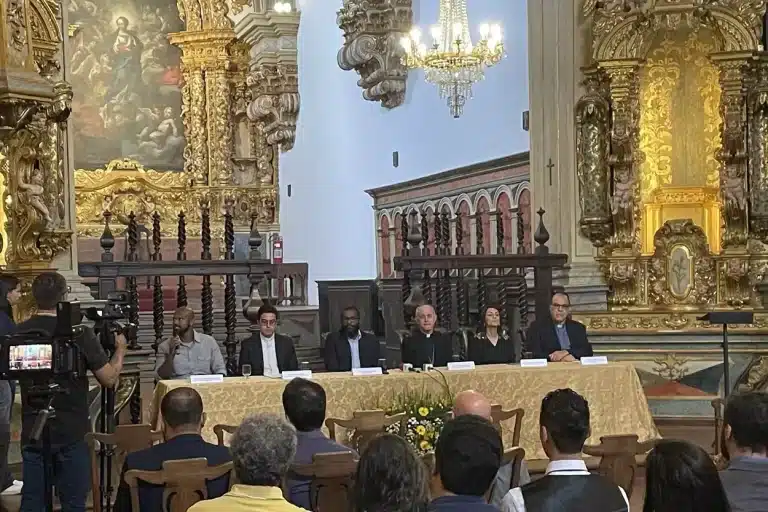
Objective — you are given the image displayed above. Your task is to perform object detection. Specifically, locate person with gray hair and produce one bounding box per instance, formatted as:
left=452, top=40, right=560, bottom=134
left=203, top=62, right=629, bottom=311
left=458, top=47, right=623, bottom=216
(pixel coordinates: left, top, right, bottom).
left=402, top=304, right=454, bottom=367
left=189, top=414, right=307, bottom=511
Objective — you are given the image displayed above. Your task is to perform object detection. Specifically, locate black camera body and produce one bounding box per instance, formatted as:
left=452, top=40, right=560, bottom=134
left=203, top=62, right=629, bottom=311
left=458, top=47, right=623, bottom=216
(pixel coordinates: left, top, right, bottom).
left=84, top=291, right=137, bottom=351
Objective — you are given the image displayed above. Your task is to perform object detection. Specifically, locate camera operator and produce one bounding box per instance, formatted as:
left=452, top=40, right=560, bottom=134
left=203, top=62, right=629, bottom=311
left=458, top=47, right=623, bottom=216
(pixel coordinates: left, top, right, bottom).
left=17, top=272, right=127, bottom=512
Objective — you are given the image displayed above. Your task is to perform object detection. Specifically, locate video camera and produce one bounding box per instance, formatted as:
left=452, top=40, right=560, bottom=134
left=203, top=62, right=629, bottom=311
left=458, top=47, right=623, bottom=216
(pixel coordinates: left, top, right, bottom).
left=83, top=291, right=137, bottom=351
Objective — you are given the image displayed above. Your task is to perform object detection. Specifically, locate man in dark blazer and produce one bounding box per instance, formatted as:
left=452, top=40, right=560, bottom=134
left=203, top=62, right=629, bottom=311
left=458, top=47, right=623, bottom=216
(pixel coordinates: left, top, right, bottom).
left=114, top=387, right=231, bottom=512
left=402, top=304, right=454, bottom=367
left=238, top=303, right=298, bottom=376
left=525, top=291, right=593, bottom=362
left=324, top=306, right=381, bottom=371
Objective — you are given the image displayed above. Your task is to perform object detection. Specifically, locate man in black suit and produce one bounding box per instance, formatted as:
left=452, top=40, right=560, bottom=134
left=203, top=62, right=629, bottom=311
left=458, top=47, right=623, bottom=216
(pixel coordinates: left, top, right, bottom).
left=324, top=306, right=381, bottom=371
left=114, top=387, right=231, bottom=512
left=402, top=304, right=454, bottom=367
left=238, top=303, right=298, bottom=376
left=525, top=292, right=593, bottom=362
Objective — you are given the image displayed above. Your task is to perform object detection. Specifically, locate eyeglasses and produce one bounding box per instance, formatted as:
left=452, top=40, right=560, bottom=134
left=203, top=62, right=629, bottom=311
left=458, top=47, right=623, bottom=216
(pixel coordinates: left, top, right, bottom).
left=260, top=319, right=276, bottom=327
left=551, top=304, right=570, bottom=310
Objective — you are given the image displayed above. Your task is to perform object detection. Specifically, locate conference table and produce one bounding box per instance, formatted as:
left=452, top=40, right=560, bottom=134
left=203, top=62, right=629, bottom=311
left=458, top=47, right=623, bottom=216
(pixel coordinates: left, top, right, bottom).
left=150, top=362, right=660, bottom=461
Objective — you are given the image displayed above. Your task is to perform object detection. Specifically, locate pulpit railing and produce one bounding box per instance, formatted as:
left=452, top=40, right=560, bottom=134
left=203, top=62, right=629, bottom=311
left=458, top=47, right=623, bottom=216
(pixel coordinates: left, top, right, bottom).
left=393, top=208, right=567, bottom=358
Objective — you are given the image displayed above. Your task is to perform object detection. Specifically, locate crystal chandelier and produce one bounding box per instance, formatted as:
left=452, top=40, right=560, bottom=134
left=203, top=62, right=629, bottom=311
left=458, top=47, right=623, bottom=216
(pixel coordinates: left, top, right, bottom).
left=401, top=0, right=503, bottom=118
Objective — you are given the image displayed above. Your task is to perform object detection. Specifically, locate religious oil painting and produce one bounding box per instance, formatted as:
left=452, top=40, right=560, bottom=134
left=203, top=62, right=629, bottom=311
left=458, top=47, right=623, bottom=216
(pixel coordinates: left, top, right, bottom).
left=68, top=0, right=185, bottom=170
left=668, top=244, right=693, bottom=299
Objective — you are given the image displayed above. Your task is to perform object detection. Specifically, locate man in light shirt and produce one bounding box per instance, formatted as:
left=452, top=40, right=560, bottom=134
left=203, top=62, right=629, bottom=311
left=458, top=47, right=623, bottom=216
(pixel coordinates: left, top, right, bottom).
left=155, top=307, right=226, bottom=380
left=238, top=304, right=298, bottom=376
left=502, top=389, right=629, bottom=512
left=452, top=391, right=531, bottom=508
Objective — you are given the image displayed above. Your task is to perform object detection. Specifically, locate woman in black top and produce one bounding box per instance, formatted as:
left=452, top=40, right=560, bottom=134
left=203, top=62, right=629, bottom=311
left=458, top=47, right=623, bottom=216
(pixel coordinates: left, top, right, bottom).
left=467, top=305, right=515, bottom=365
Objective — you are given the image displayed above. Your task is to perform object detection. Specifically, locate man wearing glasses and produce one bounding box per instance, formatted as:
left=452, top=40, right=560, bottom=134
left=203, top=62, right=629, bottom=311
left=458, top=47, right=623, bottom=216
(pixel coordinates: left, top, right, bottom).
left=524, top=292, right=593, bottom=362
left=238, top=303, right=298, bottom=376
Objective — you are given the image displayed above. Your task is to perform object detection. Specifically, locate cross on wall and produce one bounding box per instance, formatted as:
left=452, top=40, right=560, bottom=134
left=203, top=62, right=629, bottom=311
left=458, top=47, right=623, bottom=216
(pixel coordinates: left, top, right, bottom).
left=547, top=158, right=555, bottom=186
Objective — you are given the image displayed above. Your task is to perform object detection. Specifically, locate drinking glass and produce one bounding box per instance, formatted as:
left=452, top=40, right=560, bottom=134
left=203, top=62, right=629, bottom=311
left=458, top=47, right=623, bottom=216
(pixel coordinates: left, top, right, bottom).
left=300, top=361, right=310, bottom=371
left=378, top=358, right=387, bottom=370
left=242, top=364, right=252, bottom=379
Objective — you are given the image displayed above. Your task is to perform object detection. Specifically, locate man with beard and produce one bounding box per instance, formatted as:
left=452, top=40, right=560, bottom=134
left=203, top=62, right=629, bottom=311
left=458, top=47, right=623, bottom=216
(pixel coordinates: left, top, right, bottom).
left=155, top=307, right=226, bottom=380
left=324, top=306, right=381, bottom=372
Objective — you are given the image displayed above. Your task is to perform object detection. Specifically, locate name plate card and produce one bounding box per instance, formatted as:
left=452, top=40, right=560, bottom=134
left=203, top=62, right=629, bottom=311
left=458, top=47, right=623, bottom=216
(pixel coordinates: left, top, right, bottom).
left=282, top=370, right=313, bottom=380
left=190, top=375, right=224, bottom=384
left=520, top=359, right=548, bottom=368
left=352, top=367, right=383, bottom=376
left=447, top=361, right=476, bottom=371
left=581, top=356, right=609, bottom=366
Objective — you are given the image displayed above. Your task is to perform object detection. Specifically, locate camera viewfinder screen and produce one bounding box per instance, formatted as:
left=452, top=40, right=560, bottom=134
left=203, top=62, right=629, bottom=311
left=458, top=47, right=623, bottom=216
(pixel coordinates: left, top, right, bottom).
left=9, top=344, right=52, bottom=370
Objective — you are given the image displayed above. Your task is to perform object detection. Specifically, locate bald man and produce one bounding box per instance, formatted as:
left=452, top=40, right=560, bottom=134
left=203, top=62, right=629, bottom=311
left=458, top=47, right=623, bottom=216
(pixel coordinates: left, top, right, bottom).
left=402, top=304, right=455, bottom=367
left=155, top=307, right=226, bottom=379
left=453, top=390, right=531, bottom=508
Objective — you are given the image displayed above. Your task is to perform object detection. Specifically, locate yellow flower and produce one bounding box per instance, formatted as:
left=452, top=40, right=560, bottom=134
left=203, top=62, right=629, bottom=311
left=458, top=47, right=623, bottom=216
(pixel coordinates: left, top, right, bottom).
left=418, top=407, right=430, bottom=417
left=415, top=425, right=427, bottom=435
left=420, top=440, right=431, bottom=451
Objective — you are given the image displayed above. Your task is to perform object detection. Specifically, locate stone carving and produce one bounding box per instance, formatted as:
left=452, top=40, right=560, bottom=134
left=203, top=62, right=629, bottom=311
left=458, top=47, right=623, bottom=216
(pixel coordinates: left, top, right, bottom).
left=576, top=69, right=612, bottom=247
left=247, top=64, right=299, bottom=152
left=337, top=0, right=413, bottom=109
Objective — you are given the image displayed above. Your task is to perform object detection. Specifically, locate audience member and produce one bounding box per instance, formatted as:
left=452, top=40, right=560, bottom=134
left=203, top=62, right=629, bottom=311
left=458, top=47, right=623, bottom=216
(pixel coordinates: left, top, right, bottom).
left=353, top=434, right=429, bottom=512
left=189, top=414, right=304, bottom=511
left=155, top=307, right=226, bottom=380
left=452, top=390, right=531, bottom=508
left=238, top=304, right=298, bottom=376
left=643, top=439, right=730, bottom=512
left=0, top=275, right=21, bottom=496
left=467, top=306, right=516, bottom=365
left=429, top=415, right=502, bottom=511
left=324, top=306, right=381, bottom=371
left=18, top=272, right=125, bottom=511
left=282, top=378, right=356, bottom=508
left=402, top=304, right=454, bottom=367
left=718, top=392, right=768, bottom=512
left=114, top=387, right=231, bottom=511
left=502, top=388, right=628, bottom=512
left=525, top=292, right=593, bottom=362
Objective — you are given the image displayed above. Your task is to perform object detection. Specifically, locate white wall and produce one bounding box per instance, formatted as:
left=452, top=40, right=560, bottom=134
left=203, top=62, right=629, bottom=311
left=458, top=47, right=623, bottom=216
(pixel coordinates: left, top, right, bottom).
left=281, top=0, right=530, bottom=304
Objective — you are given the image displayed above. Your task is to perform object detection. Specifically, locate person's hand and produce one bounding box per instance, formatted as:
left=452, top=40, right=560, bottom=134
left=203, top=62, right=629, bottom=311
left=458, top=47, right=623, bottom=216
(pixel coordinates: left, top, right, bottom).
left=168, top=335, right=180, bottom=351
left=549, top=350, right=570, bottom=362
left=115, top=333, right=128, bottom=352
left=561, top=354, right=577, bottom=362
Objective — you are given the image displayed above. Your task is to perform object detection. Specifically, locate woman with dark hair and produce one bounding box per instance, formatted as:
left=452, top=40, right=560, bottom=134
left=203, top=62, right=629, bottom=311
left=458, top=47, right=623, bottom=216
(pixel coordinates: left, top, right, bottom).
left=353, top=434, right=429, bottom=512
left=643, top=439, right=730, bottom=512
left=0, top=275, right=21, bottom=496
left=467, top=306, right=515, bottom=365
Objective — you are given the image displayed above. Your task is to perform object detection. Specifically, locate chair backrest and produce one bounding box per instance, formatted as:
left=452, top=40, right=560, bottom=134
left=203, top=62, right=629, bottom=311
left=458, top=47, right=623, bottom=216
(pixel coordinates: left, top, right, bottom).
left=487, top=446, right=526, bottom=502
left=490, top=405, right=525, bottom=446
left=124, top=457, right=234, bottom=512
left=583, top=434, right=657, bottom=498
left=325, top=410, right=406, bottom=453
left=712, top=398, right=724, bottom=455
left=86, top=424, right=163, bottom=512
left=290, top=451, right=358, bottom=512
left=212, top=424, right=238, bottom=446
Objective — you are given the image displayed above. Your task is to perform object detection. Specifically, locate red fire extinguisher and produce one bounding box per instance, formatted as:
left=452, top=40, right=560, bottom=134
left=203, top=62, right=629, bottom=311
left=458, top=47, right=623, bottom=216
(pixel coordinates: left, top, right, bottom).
left=272, top=236, right=283, bottom=264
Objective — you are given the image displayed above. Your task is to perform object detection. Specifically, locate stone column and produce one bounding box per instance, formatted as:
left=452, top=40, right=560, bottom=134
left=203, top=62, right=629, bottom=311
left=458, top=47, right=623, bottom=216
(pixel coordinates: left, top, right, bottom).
left=527, top=0, right=607, bottom=310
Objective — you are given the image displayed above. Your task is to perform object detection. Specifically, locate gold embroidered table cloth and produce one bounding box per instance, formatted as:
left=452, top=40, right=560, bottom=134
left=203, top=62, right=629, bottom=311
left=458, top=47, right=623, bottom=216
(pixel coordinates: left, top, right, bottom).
left=150, top=362, right=659, bottom=460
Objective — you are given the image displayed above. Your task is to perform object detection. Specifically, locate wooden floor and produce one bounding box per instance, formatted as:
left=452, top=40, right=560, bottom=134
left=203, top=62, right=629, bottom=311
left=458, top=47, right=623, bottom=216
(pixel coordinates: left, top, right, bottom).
left=0, top=417, right=715, bottom=511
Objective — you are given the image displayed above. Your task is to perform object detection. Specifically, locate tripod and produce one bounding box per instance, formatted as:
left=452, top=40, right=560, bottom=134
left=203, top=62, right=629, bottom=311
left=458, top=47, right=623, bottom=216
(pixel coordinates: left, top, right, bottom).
left=28, top=383, right=62, bottom=512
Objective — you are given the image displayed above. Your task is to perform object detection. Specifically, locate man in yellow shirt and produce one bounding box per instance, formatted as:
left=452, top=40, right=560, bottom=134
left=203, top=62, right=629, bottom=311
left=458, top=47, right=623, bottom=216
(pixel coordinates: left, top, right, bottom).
left=189, top=414, right=307, bottom=512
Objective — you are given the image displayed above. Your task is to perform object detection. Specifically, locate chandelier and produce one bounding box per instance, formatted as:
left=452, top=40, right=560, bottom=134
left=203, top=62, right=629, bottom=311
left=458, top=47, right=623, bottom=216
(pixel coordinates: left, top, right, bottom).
left=401, top=0, right=503, bottom=118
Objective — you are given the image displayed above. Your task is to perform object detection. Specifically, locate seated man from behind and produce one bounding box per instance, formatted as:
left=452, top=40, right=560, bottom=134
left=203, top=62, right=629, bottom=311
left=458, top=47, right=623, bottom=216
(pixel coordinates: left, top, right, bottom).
left=238, top=304, right=298, bottom=376
left=402, top=304, right=454, bottom=368
left=719, top=391, right=768, bottom=512
left=189, top=414, right=306, bottom=511
left=283, top=378, right=357, bottom=508
left=502, top=388, right=629, bottom=512
left=114, top=387, right=231, bottom=512
left=324, top=306, right=381, bottom=371
left=429, top=415, right=502, bottom=511
left=452, top=390, right=531, bottom=508
left=155, top=307, right=226, bottom=380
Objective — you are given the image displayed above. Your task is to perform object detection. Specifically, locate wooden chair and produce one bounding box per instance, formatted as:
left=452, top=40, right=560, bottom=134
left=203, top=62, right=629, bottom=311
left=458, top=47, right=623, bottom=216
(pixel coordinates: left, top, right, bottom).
left=124, top=457, right=233, bottom=512
left=421, top=452, right=435, bottom=474
left=490, top=405, right=525, bottom=446
left=583, top=434, right=658, bottom=498
left=289, top=451, right=358, bottom=512
left=487, top=446, right=526, bottom=503
left=325, top=410, right=406, bottom=453
left=86, top=424, right=163, bottom=512
left=213, top=424, right=238, bottom=446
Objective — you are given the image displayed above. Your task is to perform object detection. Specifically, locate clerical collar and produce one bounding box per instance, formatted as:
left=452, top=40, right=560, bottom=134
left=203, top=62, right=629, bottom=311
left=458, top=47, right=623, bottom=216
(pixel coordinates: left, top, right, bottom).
left=260, top=333, right=275, bottom=343
left=420, top=331, right=432, bottom=338
left=556, top=323, right=566, bottom=328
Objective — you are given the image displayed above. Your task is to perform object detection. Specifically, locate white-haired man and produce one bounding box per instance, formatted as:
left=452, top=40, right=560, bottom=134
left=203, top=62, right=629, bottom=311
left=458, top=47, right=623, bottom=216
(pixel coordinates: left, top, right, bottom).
left=402, top=304, right=454, bottom=367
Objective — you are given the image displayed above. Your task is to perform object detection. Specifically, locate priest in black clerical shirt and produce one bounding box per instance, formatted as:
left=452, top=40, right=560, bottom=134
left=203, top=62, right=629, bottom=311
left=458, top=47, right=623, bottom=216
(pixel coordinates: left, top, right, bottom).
left=401, top=304, right=454, bottom=367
